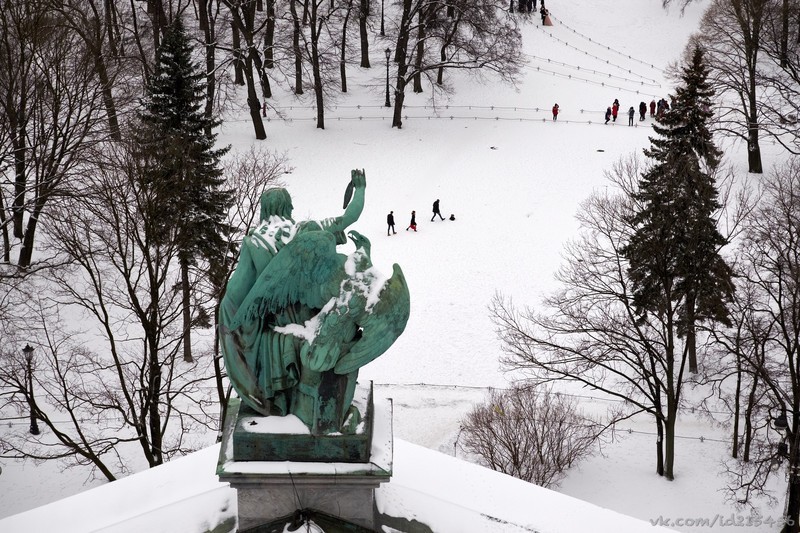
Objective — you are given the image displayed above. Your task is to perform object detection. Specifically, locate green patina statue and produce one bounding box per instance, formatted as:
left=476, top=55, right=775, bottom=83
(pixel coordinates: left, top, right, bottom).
left=219, top=169, right=410, bottom=435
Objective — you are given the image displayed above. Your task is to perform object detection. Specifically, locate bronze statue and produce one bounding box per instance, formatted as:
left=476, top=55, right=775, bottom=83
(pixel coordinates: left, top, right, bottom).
left=219, top=170, right=410, bottom=434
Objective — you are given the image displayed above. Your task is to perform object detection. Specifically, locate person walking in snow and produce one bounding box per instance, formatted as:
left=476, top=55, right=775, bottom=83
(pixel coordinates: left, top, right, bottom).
left=552, top=103, right=559, bottom=121
left=657, top=98, right=670, bottom=119
left=649, top=99, right=656, bottom=117
left=604, top=106, right=612, bottom=124
left=387, top=210, right=396, bottom=236
left=628, top=106, right=635, bottom=126
left=540, top=4, right=548, bottom=24
left=406, top=210, right=417, bottom=232
left=431, top=199, right=445, bottom=221
left=639, top=101, right=647, bottom=121
left=611, top=99, right=620, bottom=122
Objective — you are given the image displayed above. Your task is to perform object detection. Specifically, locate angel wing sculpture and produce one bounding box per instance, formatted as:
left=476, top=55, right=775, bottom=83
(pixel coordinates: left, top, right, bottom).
left=219, top=170, right=410, bottom=435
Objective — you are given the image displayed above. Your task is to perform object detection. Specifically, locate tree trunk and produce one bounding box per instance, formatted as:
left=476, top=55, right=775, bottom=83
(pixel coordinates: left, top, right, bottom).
left=686, top=294, right=697, bottom=373
left=310, top=4, right=325, bottom=129
left=437, top=44, right=446, bottom=85
left=181, top=257, right=193, bottom=362
left=359, top=0, right=370, bottom=67
left=392, top=0, right=412, bottom=128
left=732, top=357, right=741, bottom=459
left=94, top=53, right=121, bottom=141
left=104, top=0, right=121, bottom=56
left=213, top=302, right=226, bottom=409
left=747, top=125, right=763, bottom=174
left=743, top=366, right=759, bottom=461
left=148, top=0, right=167, bottom=54
left=664, top=403, right=677, bottom=480
left=13, top=113, right=26, bottom=239
left=413, top=8, right=425, bottom=93
left=0, top=202, right=9, bottom=261
left=147, top=353, right=164, bottom=466
left=656, top=415, right=665, bottom=477
left=265, top=0, right=276, bottom=68
left=784, top=425, right=800, bottom=533
left=232, top=22, right=245, bottom=85
left=251, top=48, right=272, bottom=99
left=784, top=479, right=800, bottom=533
left=290, top=0, right=304, bottom=94
left=780, top=0, right=789, bottom=68
left=746, top=14, right=763, bottom=174
left=18, top=202, right=41, bottom=268
left=243, top=54, right=267, bottom=139
left=199, top=0, right=217, bottom=136
left=341, top=0, right=352, bottom=92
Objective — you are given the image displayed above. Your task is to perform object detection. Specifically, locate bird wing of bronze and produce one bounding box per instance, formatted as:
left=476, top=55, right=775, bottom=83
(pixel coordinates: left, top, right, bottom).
left=334, top=263, right=410, bottom=375
left=230, top=231, right=345, bottom=328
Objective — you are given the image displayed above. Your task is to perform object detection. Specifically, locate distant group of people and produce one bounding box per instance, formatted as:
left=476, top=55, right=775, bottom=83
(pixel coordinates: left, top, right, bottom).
left=510, top=0, right=551, bottom=26
left=511, top=0, right=537, bottom=14
left=387, top=199, right=455, bottom=236
left=654, top=97, right=670, bottom=118
left=604, top=99, right=620, bottom=124
left=603, top=97, right=671, bottom=126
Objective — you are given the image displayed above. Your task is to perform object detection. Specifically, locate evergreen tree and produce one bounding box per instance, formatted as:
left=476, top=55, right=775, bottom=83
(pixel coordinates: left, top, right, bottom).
left=623, top=46, right=733, bottom=374
left=135, top=18, right=232, bottom=362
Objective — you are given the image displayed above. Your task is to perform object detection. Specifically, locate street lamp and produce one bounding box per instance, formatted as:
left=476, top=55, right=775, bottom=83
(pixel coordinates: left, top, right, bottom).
left=23, top=344, right=39, bottom=435
left=775, top=411, right=790, bottom=431
left=384, top=48, right=391, bottom=108
left=380, top=0, right=385, bottom=36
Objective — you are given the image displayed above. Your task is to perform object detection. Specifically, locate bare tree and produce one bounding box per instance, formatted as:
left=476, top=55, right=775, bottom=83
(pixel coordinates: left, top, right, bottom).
left=704, top=280, right=771, bottom=462
left=696, top=0, right=769, bottom=173
left=491, top=155, right=741, bottom=481
left=0, top=2, right=109, bottom=267
left=0, top=140, right=219, bottom=479
left=222, top=0, right=269, bottom=139
left=389, top=0, right=523, bottom=128
left=721, top=158, right=800, bottom=533
left=755, top=0, right=800, bottom=155
left=459, top=385, right=603, bottom=488
left=47, top=0, right=136, bottom=141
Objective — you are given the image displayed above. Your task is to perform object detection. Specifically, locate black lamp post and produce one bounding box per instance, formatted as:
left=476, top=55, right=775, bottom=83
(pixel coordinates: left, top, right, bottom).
left=380, top=0, right=385, bottom=36
left=23, top=344, right=39, bottom=435
left=384, top=48, right=391, bottom=108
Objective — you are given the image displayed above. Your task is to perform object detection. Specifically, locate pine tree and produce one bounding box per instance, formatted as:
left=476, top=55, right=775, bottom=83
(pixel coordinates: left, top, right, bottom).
left=135, top=18, right=232, bottom=363
left=624, top=46, right=733, bottom=375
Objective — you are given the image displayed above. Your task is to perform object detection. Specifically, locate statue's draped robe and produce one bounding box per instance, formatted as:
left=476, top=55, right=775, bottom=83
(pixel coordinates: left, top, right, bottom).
left=220, top=216, right=335, bottom=415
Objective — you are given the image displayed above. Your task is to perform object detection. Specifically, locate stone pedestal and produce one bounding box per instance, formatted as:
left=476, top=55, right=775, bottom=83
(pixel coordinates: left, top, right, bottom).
left=216, top=388, right=393, bottom=531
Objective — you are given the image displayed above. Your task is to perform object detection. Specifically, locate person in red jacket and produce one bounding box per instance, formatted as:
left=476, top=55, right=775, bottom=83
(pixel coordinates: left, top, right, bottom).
left=406, top=210, right=417, bottom=232
left=649, top=99, right=656, bottom=117
left=611, top=99, right=620, bottom=122
left=552, top=103, right=559, bottom=121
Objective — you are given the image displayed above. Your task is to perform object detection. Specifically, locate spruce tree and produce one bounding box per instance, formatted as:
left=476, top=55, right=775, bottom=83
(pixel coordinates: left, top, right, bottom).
left=135, top=18, right=232, bottom=362
left=623, top=46, right=733, bottom=374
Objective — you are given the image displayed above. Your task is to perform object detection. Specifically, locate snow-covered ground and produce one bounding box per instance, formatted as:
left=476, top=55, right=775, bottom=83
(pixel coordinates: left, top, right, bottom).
left=1, top=0, right=792, bottom=530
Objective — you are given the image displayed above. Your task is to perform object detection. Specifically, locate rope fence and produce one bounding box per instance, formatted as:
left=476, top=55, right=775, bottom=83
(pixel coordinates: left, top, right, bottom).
left=0, top=382, right=750, bottom=445
left=525, top=54, right=662, bottom=88
left=547, top=13, right=666, bottom=74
